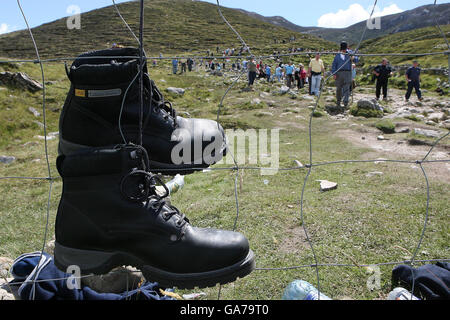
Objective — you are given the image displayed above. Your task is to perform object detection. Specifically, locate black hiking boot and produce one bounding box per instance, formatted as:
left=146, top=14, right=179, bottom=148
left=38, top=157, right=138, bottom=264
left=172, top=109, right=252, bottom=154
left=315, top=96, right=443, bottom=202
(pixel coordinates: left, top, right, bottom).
left=54, top=144, right=255, bottom=289
left=59, top=47, right=227, bottom=175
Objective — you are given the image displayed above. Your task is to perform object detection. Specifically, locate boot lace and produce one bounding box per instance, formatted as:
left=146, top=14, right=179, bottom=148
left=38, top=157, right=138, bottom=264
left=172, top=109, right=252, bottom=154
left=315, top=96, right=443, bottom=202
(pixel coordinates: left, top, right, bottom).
left=143, top=74, right=178, bottom=127
left=118, top=144, right=188, bottom=231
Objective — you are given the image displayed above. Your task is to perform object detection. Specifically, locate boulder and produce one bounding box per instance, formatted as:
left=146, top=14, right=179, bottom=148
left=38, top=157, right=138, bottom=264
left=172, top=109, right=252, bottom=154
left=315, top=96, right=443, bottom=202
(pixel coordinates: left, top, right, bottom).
left=351, top=99, right=383, bottom=118
left=414, top=128, right=440, bottom=138
left=427, top=112, right=444, bottom=122
left=81, top=266, right=145, bottom=294
left=28, top=107, right=40, bottom=118
left=277, top=86, right=290, bottom=95
left=0, top=156, right=15, bottom=164
left=316, top=180, right=338, bottom=192
left=166, top=87, right=185, bottom=95
left=251, top=98, right=262, bottom=105
left=0, top=72, right=43, bottom=92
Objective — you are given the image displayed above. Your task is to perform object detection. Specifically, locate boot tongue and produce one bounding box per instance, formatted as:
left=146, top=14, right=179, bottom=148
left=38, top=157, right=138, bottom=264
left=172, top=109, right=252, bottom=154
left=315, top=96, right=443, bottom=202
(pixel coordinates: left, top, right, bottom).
left=70, top=59, right=140, bottom=86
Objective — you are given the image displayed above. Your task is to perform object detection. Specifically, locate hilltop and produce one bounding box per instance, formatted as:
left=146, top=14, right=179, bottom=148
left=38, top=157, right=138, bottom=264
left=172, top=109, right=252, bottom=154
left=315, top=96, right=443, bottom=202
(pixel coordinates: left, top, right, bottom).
left=0, top=0, right=335, bottom=60
left=240, top=3, right=450, bottom=45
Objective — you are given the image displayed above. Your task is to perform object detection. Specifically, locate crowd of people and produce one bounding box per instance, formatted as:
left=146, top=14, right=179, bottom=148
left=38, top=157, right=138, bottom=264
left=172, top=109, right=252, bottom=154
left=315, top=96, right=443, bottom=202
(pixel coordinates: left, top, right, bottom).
left=165, top=42, right=424, bottom=105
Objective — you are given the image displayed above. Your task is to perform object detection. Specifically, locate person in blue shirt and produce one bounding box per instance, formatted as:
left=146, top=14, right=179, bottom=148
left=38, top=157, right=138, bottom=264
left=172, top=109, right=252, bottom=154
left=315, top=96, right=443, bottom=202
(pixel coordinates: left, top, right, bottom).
left=172, top=58, right=178, bottom=74
left=405, top=60, right=423, bottom=102
left=332, top=42, right=353, bottom=107
left=285, top=62, right=295, bottom=88
left=265, top=65, right=272, bottom=83
left=275, top=65, right=282, bottom=82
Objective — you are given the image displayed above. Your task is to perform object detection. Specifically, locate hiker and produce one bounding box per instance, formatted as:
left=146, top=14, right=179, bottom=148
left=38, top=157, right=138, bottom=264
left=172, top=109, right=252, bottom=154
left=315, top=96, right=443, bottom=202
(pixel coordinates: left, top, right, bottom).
left=187, top=58, right=194, bottom=72
left=373, top=58, right=393, bottom=101
left=332, top=42, right=353, bottom=107
left=248, top=58, right=257, bottom=88
left=172, top=58, right=178, bottom=74
left=258, top=63, right=266, bottom=79
left=265, top=64, right=272, bottom=83
left=275, top=65, right=282, bottom=82
left=296, top=64, right=307, bottom=89
left=285, top=62, right=294, bottom=88
left=308, top=53, right=325, bottom=96
left=181, top=60, right=187, bottom=74
left=405, top=60, right=423, bottom=102
left=350, top=63, right=356, bottom=93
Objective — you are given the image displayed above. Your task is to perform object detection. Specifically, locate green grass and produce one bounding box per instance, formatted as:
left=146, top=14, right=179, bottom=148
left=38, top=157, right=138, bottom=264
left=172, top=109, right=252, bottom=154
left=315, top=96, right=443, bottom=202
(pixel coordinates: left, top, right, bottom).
left=375, top=119, right=396, bottom=134
left=0, top=59, right=449, bottom=301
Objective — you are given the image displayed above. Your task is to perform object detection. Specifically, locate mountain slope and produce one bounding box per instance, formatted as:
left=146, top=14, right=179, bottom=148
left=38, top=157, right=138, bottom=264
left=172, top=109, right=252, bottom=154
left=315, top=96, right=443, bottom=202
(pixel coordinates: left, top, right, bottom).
left=0, top=0, right=334, bottom=59
left=359, top=24, right=450, bottom=68
left=240, top=3, right=450, bottom=44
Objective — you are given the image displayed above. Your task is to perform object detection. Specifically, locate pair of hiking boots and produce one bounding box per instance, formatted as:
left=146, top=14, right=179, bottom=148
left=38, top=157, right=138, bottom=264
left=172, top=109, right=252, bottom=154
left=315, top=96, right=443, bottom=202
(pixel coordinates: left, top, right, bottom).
left=54, top=48, right=255, bottom=289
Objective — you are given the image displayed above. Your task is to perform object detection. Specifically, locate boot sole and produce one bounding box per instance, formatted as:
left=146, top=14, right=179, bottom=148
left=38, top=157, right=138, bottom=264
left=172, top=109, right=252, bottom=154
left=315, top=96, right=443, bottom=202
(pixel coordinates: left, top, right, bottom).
left=58, top=137, right=227, bottom=176
left=54, top=242, right=255, bottom=289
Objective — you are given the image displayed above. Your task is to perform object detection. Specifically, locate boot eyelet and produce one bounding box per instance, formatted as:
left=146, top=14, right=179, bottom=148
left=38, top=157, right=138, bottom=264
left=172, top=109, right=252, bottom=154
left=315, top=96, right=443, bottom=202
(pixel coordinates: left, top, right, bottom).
left=162, top=212, right=170, bottom=221
left=150, top=201, right=160, bottom=210
left=170, top=234, right=178, bottom=242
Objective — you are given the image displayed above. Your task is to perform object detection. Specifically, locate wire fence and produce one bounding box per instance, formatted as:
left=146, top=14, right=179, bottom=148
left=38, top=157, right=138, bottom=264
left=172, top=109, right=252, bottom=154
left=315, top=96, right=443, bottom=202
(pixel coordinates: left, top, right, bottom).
left=0, top=0, right=449, bottom=300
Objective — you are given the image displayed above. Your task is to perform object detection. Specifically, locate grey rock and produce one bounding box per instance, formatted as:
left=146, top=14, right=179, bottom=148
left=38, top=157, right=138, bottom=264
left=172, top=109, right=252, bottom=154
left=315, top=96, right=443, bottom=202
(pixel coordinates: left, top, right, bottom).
left=357, top=98, right=383, bottom=112
left=81, top=266, right=145, bottom=294
left=366, top=171, right=383, bottom=177
left=0, top=156, right=15, bottom=164
left=278, top=86, right=290, bottom=94
left=28, top=107, right=40, bottom=118
left=396, top=127, right=410, bottom=133
left=428, top=112, right=444, bottom=121
left=166, top=87, right=185, bottom=95
left=34, top=135, right=56, bottom=141
left=414, top=128, right=440, bottom=138
left=316, top=180, right=338, bottom=192
left=251, top=98, right=262, bottom=105
left=302, top=95, right=315, bottom=101
left=0, top=72, right=43, bottom=92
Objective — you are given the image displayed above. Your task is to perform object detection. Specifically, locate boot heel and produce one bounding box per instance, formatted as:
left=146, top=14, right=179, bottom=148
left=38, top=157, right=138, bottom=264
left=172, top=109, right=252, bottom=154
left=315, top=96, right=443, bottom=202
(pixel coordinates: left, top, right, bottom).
left=54, top=242, right=118, bottom=275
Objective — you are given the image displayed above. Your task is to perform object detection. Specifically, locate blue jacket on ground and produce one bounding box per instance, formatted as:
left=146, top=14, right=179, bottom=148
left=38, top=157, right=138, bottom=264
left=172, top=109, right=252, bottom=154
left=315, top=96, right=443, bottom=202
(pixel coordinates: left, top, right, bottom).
left=332, top=53, right=352, bottom=73
left=392, top=262, right=450, bottom=300
left=9, top=251, right=174, bottom=300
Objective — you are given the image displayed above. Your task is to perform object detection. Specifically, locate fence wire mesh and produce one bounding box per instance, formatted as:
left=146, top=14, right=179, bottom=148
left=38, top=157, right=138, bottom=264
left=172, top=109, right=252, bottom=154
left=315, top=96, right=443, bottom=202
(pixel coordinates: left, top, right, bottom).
left=0, top=0, right=449, bottom=300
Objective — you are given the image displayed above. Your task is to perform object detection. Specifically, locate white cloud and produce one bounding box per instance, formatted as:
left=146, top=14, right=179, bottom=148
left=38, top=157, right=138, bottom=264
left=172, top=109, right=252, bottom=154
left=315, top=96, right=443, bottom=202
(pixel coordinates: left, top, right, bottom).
left=373, top=4, right=403, bottom=18
left=0, top=23, right=18, bottom=35
left=318, top=3, right=404, bottom=28
left=0, top=23, right=10, bottom=34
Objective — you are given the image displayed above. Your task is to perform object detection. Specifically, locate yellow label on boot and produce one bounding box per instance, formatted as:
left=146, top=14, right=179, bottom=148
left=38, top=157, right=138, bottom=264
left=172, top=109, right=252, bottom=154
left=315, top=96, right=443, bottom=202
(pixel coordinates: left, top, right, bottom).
left=75, top=89, right=86, bottom=97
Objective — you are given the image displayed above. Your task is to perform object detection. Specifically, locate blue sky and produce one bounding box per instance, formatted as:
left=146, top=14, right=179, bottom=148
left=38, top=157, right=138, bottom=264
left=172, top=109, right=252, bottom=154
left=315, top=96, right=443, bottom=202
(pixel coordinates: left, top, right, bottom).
left=1, top=0, right=448, bottom=34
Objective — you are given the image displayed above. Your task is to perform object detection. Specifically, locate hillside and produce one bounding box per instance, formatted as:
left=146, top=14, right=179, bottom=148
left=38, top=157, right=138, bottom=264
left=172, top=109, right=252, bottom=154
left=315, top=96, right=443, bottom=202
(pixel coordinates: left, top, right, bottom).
left=0, top=0, right=335, bottom=60
left=240, top=3, right=450, bottom=45
left=359, top=24, right=450, bottom=68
